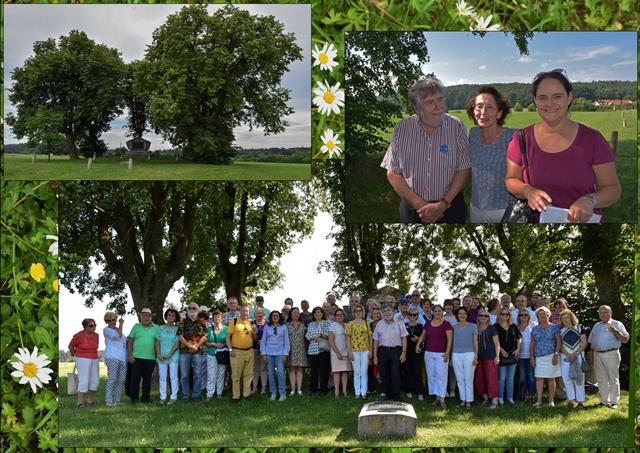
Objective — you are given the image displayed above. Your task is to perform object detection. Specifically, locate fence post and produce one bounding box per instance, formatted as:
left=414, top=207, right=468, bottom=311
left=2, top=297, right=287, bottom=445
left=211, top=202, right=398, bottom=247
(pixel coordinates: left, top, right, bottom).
left=609, top=131, right=618, bottom=157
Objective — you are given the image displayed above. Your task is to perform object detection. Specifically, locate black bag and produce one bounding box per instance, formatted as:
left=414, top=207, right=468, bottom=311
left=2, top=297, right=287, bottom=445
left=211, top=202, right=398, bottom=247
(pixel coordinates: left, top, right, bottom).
left=499, top=352, right=517, bottom=366
left=215, top=350, right=230, bottom=365
left=501, top=129, right=537, bottom=224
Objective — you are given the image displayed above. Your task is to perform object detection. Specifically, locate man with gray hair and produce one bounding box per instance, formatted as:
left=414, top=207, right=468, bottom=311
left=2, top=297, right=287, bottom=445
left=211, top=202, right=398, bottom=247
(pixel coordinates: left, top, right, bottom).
left=381, top=76, right=470, bottom=223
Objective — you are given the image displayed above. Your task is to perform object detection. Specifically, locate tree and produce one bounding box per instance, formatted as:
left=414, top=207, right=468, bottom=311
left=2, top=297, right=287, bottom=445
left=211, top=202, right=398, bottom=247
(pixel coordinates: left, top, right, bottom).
left=512, top=101, right=523, bottom=112
left=6, top=107, right=66, bottom=155
left=8, top=30, right=126, bottom=159
left=125, top=61, right=150, bottom=139
left=135, top=5, right=303, bottom=164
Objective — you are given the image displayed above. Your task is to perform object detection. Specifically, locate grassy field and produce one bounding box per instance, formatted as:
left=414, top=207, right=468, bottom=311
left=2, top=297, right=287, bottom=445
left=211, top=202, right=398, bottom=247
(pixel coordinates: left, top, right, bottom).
left=1, top=154, right=311, bottom=181
left=58, top=362, right=630, bottom=448
left=345, top=110, right=637, bottom=223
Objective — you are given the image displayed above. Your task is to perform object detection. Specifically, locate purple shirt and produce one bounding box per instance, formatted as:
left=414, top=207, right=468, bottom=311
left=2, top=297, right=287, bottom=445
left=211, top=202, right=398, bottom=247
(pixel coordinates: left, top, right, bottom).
left=423, top=320, right=453, bottom=353
left=507, top=124, right=614, bottom=216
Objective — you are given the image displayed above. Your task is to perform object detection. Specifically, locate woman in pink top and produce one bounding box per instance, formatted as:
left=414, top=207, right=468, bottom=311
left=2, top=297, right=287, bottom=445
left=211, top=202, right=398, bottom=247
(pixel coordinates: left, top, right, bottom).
left=505, top=69, right=621, bottom=223
left=416, top=304, right=453, bottom=408
left=68, top=318, right=100, bottom=408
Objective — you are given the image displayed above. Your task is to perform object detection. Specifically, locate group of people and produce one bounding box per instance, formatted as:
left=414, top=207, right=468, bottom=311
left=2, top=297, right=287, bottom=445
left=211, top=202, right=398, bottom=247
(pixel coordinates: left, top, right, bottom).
left=68, top=291, right=628, bottom=411
left=381, top=70, right=621, bottom=223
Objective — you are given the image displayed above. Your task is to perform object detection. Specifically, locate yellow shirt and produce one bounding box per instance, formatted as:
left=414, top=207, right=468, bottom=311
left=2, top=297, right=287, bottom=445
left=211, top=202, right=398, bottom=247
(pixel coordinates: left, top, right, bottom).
left=227, top=318, right=255, bottom=350
left=345, top=320, right=372, bottom=352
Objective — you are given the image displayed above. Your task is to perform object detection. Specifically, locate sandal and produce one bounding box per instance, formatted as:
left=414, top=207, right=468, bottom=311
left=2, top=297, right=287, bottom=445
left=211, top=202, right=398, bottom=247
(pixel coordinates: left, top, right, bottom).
left=87, top=401, right=96, bottom=406
left=77, top=402, right=85, bottom=408
left=489, top=402, right=499, bottom=409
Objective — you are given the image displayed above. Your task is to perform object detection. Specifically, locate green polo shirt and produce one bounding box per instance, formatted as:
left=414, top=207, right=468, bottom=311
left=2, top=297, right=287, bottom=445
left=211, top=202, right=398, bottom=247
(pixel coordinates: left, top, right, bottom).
left=129, top=323, right=158, bottom=360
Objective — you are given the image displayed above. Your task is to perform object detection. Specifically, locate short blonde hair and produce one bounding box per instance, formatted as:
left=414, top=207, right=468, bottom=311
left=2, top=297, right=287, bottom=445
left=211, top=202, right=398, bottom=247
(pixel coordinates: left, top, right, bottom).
left=535, top=306, right=551, bottom=318
left=384, top=295, right=396, bottom=304
left=103, top=311, right=117, bottom=323
left=559, top=308, right=578, bottom=326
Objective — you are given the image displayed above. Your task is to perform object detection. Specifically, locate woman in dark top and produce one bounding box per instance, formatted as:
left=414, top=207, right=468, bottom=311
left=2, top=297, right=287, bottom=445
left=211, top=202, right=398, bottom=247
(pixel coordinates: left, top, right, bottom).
left=495, top=309, right=521, bottom=405
left=475, top=309, right=500, bottom=409
left=368, top=306, right=382, bottom=394
left=403, top=308, right=425, bottom=401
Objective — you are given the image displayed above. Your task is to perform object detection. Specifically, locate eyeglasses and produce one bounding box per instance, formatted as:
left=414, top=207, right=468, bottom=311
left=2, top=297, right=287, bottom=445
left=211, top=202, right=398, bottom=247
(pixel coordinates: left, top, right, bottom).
left=519, top=314, right=529, bottom=317
left=107, top=318, right=116, bottom=322
left=474, top=103, right=498, bottom=111
left=87, top=324, right=96, bottom=327
left=478, top=315, right=489, bottom=318
left=188, top=307, right=198, bottom=311
left=533, top=68, right=567, bottom=83
left=501, top=313, right=511, bottom=316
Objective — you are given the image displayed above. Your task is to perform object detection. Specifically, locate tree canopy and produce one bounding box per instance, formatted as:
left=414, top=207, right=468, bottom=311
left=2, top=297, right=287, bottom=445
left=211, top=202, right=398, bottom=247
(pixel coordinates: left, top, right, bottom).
left=7, top=30, right=126, bottom=160
left=135, top=5, right=303, bottom=164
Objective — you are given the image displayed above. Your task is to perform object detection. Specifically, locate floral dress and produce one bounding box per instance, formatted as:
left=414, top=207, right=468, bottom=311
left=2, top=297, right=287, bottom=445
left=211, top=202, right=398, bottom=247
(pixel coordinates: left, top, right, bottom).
left=287, top=321, right=308, bottom=367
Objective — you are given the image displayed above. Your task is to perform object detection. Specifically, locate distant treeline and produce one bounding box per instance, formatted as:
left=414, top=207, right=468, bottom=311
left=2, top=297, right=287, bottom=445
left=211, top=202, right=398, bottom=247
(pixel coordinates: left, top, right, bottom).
left=443, top=80, right=636, bottom=110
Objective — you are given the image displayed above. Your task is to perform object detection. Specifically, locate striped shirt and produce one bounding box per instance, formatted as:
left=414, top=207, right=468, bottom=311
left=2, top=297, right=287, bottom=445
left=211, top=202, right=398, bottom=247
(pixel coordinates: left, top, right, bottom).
left=381, top=114, right=471, bottom=201
left=222, top=310, right=241, bottom=326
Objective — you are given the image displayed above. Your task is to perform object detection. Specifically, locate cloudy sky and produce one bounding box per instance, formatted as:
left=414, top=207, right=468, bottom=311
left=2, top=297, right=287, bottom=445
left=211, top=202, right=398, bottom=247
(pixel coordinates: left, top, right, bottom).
left=422, top=31, right=637, bottom=86
left=4, top=4, right=310, bottom=149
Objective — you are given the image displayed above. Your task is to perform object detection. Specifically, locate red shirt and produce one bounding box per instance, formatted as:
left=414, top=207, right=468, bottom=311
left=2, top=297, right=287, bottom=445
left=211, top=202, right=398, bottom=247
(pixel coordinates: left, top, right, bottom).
left=423, top=320, right=452, bottom=353
left=69, top=331, right=99, bottom=359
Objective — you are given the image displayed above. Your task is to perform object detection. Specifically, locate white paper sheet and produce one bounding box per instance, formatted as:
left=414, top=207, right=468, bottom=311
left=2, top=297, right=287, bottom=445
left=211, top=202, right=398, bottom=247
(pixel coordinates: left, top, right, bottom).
left=539, top=205, right=601, bottom=224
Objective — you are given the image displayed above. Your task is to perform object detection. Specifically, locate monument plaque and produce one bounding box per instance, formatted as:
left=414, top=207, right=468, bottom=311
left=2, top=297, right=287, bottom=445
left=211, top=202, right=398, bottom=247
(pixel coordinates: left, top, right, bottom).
left=358, top=401, right=417, bottom=438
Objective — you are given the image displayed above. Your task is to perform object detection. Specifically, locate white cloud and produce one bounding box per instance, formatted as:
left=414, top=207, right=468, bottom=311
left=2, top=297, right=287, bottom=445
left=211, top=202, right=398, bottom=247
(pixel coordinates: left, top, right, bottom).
left=518, top=56, right=534, bottom=63
left=612, top=59, right=635, bottom=67
left=541, top=62, right=550, bottom=68
left=566, top=45, right=618, bottom=62
left=478, top=65, right=487, bottom=70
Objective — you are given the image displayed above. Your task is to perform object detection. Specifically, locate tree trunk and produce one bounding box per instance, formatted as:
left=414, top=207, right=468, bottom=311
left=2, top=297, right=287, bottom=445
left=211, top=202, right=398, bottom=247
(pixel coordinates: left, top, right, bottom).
left=68, top=136, right=79, bottom=160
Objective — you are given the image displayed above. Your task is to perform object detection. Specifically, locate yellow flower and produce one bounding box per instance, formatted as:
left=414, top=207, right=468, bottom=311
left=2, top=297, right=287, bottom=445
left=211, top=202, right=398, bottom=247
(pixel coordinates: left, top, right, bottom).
left=30, top=263, right=45, bottom=282
left=52, top=279, right=59, bottom=292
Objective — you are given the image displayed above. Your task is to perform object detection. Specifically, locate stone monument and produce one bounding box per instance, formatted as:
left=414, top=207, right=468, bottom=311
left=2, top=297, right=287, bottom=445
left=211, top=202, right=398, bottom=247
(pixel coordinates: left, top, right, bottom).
left=358, top=401, right=417, bottom=438
left=125, top=137, right=151, bottom=158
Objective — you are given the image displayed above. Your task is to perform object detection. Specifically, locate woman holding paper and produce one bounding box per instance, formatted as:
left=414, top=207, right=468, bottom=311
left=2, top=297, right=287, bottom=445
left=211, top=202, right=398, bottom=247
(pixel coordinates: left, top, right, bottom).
left=504, top=69, right=620, bottom=223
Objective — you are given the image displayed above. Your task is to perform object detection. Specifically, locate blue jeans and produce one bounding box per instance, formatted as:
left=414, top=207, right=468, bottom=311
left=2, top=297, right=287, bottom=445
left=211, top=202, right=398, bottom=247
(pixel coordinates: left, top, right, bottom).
left=180, top=353, right=204, bottom=400
left=267, top=355, right=286, bottom=397
left=498, top=363, right=516, bottom=402
left=518, top=358, right=535, bottom=398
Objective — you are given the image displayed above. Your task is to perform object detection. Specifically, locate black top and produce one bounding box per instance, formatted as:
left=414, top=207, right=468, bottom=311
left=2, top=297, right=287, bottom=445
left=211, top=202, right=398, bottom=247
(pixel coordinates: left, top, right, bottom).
left=477, top=324, right=498, bottom=361
left=495, top=323, right=521, bottom=354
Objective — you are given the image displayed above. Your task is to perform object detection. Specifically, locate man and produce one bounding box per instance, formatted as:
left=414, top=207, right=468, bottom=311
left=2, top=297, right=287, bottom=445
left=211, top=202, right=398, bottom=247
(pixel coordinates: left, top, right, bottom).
left=373, top=303, right=408, bottom=401
left=462, top=295, right=478, bottom=323
left=127, top=308, right=158, bottom=403
left=326, top=291, right=338, bottom=308
left=588, top=305, right=629, bottom=409
left=223, top=296, right=241, bottom=326
left=510, top=294, right=537, bottom=325
left=451, top=297, right=461, bottom=311
left=250, top=295, right=270, bottom=321
left=394, top=298, right=411, bottom=323
left=300, top=299, right=313, bottom=325
left=177, top=303, right=207, bottom=401
left=345, top=294, right=361, bottom=321
left=530, top=291, right=542, bottom=310
left=226, top=304, right=256, bottom=402
left=381, top=76, right=471, bottom=223
left=408, top=290, right=424, bottom=316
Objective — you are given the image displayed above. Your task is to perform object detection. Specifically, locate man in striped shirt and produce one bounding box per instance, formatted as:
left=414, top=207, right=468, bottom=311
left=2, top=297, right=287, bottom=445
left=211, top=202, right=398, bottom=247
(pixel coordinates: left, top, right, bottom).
left=381, top=76, right=471, bottom=223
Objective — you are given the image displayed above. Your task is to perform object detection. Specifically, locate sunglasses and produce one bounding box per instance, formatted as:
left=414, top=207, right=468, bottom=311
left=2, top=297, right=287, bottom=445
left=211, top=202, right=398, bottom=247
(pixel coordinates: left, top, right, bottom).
left=519, top=314, right=529, bottom=317
left=107, top=318, right=117, bottom=322
left=478, top=315, right=489, bottom=318
left=501, top=313, right=511, bottom=316
left=533, top=68, right=567, bottom=82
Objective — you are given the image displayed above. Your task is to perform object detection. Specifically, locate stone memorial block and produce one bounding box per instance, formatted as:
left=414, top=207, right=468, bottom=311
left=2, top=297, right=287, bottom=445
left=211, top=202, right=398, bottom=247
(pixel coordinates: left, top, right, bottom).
left=358, top=401, right=417, bottom=438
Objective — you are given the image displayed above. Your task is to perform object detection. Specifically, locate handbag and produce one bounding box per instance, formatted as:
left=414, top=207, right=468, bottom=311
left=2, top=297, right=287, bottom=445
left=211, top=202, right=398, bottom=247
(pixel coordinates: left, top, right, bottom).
left=501, top=129, right=537, bottom=223
left=499, top=352, right=517, bottom=366
left=318, top=337, right=331, bottom=352
left=67, top=363, right=78, bottom=395
left=213, top=330, right=230, bottom=365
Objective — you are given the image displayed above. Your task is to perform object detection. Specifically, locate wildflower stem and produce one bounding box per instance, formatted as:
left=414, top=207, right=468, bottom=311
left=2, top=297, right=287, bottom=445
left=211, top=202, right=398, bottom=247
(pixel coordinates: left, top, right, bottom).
left=1, top=220, right=47, bottom=256
left=11, top=181, right=50, bottom=211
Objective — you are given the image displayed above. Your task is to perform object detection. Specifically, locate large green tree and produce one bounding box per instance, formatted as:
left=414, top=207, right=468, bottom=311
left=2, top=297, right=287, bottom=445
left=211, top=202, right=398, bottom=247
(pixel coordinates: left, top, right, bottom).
left=135, top=5, right=303, bottom=164
left=124, top=61, right=150, bottom=139
left=8, top=30, right=126, bottom=160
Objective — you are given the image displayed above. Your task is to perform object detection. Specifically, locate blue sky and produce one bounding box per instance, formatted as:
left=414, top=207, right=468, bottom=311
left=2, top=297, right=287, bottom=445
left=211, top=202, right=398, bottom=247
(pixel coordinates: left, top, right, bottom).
left=422, top=31, right=637, bottom=86
left=4, top=4, right=310, bottom=149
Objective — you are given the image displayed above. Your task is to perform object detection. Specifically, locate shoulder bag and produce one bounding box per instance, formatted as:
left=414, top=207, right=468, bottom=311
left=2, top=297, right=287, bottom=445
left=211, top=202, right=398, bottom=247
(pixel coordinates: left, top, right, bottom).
left=213, top=330, right=230, bottom=365
left=67, top=362, right=78, bottom=395
left=501, top=129, right=537, bottom=223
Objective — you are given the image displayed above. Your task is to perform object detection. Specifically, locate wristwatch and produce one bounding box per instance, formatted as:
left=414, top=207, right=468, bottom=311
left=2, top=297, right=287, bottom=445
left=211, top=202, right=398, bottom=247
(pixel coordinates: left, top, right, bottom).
left=585, top=193, right=596, bottom=205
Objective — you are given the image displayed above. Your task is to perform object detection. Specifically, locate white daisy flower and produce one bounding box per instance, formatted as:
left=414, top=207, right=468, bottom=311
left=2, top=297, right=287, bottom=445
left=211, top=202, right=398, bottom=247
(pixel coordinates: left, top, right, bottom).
left=473, top=15, right=501, bottom=31
left=312, top=80, right=345, bottom=116
left=320, top=129, right=343, bottom=158
left=11, top=346, right=54, bottom=393
left=46, top=234, right=58, bottom=256
left=456, top=0, right=475, bottom=16
left=312, top=42, right=339, bottom=72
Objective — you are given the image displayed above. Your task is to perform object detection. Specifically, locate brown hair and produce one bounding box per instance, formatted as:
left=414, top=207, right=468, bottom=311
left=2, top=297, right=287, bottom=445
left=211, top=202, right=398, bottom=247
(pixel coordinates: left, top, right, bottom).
left=465, top=86, right=511, bottom=126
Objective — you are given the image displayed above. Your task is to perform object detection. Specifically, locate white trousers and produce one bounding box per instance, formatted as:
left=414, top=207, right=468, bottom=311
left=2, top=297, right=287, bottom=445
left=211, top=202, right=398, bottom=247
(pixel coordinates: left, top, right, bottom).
left=452, top=352, right=476, bottom=402
left=560, top=354, right=585, bottom=403
left=424, top=351, right=448, bottom=397
left=594, top=350, right=621, bottom=404
left=351, top=350, right=369, bottom=397
left=75, top=357, right=100, bottom=393
left=157, top=361, right=179, bottom=401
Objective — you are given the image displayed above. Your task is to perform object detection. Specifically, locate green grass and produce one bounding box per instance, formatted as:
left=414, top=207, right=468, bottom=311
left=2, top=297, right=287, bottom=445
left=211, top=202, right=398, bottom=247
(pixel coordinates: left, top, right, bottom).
left=58, top=362, right=629, bottom=447
left=346, top=110, right=637, bottom=223
left=1, top=154, right=311, bottom=181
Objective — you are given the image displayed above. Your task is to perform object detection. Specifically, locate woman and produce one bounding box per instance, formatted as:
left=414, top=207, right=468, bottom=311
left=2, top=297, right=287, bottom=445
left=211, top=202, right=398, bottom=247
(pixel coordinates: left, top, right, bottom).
left=402, top=307, right=425, bottom=401
left=416, top=304, right=453, bottom=408
left=443, top=300, right=458, bottom=326
left=287, top=307, right=308, bottom=396
left=346, top=304, right=373, bottom=399
left=466, top=86, right=517, bottom=222
left=68, top=318, right=99, bottom=408
left=155, top=308, right=180, bottom=404
left=550, top=298, right=568, bottom=325
left=451, top=307, right=478, bottom=408
left=305, top=307, right=331, bottom=394
left=329, top=308, right=352, bottom=398
left=487, top=298, right=500, bottom=325
left=530, top=306, right=562, bottom=406
left=495, top=308, right=521, bottom=405
left=474, top=309, right=500, bottom=409
left=420, top=298, right=433, bottom=325
left=505, top=69, right=621, bottom=223
left=103, top=312, right=127, bottom=407
left=368, top=305, right=382, bottom=393
left=260, top=311, right=290, bottom=401
left=516, top=309, right=536, bottom=401
left=205, top=310, right=228, bottom=400
left=252, top=308, right=268, bottom=395
left=559, top=308, right=587, bottom=409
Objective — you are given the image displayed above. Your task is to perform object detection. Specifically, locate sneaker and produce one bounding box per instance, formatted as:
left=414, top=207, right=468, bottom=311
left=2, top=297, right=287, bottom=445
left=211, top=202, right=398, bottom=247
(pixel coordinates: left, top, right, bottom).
left=489, top=402, right=498, bottom=409
left=167, top=399, right=176, bottom=405
left=418, top=394, right=424, bottom=401
left=106, top=402, right=113, bottom=407
left=507, top=399, right=515, bottom=406
left=548, top=401, right=555, bottom=407
left=297, top=390, right=303, bottom=396
left=406, top=393, right=412, bottom=399
left=271, top=394, right=277, bottom=401
left=609, top=403, right=619, bottom=409
left=279, top=395, right=286, bottom=402
left=206, top=396, right=213, bottom=402
left=217, top=395, right=223, bottom=400
left=159, top=399, right=166, bottom=405
left=290, top=390, right=296, bottom=396
left=533, top=401, right=542, bottom=407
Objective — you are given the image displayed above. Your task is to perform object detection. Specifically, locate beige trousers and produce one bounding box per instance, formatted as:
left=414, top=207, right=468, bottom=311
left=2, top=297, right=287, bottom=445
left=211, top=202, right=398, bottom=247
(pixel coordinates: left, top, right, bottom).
left=593, top=349, right=621, bottom=404
left=230, top=348, right=254, bottom=399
